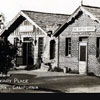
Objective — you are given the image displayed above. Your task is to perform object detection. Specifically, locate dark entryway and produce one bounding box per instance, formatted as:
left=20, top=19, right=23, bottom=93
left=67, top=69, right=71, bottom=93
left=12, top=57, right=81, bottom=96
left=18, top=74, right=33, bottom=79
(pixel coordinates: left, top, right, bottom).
left=23, top=42, right=34, bottom=65
left=50, top=40, right=56, bottom=59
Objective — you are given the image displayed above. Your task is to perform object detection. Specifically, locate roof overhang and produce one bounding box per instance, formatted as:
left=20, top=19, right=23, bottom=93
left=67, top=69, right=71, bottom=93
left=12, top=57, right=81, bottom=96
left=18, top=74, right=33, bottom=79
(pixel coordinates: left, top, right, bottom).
left=1, top=11, right=47, bottom=38
left=54, top=5, right=100, bottom=37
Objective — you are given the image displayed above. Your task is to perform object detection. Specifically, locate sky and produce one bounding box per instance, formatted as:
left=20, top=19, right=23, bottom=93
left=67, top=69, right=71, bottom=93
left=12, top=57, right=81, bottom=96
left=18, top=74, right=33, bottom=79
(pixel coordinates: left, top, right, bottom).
left=0, top=0, right=100, bottom=24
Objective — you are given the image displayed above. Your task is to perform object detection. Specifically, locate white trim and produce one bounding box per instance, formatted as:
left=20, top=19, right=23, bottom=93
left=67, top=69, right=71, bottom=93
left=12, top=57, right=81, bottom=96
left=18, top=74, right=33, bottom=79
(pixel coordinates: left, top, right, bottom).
left=54, top=5, right=100, bottom=36
left=1, top=11, right=21, bottom=35
left=79, top=42, right=87, bottom=75
left=66, top=6, right=81, bottom=24
left=81, top=6, right=100, bottom=23
left=72, top=26, right=96, bottom=32
left=68, top=6, right=100, bottom=24
left=54, top=6, right=81, bottom=35
left=1, top=11, right=47, bottom=36
left=20, top=11, right=47, bottom=35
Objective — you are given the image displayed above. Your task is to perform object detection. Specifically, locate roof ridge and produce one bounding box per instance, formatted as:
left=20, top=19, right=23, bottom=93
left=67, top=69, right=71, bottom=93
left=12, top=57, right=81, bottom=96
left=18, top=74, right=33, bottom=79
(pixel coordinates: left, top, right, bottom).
left=21, top=10, right=70, bottom=16
left=82, top=4, right=100, bottom=9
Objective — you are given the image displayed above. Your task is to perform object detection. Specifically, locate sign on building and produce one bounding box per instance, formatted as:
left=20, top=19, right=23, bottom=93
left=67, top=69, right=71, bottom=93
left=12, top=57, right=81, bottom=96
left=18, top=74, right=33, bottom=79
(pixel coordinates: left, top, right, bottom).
left=72, top=27, right=96, bottom=32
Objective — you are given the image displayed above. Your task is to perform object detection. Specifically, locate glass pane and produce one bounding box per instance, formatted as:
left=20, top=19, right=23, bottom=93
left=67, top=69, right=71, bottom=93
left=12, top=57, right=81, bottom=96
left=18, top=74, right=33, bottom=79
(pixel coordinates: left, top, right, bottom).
left=69, top=51, right=71, bottom=54
left=80, top=46, right=86, bottom=61
left=38, top=37, right=44, bottom=55
left=69, top=47, right=71, bottom=50
left=50, top=40, right=56, bottom=59
left=69, top=39, right=71, bottom=42
left=16, top=57, right=23, bottom=65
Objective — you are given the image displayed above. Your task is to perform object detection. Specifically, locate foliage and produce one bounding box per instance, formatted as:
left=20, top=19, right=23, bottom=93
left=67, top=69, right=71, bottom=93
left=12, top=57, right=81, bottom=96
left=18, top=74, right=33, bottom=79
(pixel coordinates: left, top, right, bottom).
left=51, top=67, right=63, bottom=72
left=0, top=38, right=17, bottom=75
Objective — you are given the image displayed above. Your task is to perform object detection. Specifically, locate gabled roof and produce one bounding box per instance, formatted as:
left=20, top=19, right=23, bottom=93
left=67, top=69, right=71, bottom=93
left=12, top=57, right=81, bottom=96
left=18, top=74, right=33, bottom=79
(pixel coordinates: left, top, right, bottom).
left=1, top=10, right=70, bottom=38
left=83, top=5, right=100, bottom=20
left=54, top=5, right=100, bottom=37
left=22, top=10, right=70, bottom=32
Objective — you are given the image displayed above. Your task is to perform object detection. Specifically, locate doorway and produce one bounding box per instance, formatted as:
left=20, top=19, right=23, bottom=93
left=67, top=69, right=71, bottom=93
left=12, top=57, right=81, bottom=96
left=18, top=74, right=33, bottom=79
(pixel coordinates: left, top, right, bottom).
left=23, top=42, right=34, bottom=65
left=79, top=42, right=87, bottom=74
left=50, top=40, right=56, bottom=59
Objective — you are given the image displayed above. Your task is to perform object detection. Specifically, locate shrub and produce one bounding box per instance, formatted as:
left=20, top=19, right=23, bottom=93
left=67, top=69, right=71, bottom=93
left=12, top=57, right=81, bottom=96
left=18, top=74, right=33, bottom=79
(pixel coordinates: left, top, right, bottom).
left=0, top=38, right=17, bottom=75
left=51, top=67, right=63, bottom=72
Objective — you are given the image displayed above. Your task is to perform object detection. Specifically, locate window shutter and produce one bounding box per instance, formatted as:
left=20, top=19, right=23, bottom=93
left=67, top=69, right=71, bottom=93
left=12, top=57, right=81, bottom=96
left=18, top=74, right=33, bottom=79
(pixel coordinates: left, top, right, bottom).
left=38, top=37, right=44, bottom=56
left=96, top=38, right=99, bottom=58
left=65, top=38, right=68, bottom=56
left=50, top=40, right=56, bottom=59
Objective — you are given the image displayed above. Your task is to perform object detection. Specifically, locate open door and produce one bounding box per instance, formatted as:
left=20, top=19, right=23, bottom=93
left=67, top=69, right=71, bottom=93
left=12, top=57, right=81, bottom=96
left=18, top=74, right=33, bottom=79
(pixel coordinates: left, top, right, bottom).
left=79, top=42, right=87, bottom=75
left=50, top=40, right=56, bottom=59
left=23, top=42, right=34, bottom=65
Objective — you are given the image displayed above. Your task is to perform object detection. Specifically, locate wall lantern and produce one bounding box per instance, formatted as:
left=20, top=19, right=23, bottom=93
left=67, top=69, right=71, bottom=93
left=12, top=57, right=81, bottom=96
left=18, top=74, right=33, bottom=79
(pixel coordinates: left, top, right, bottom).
left=33, top=25, right=37, bottom=46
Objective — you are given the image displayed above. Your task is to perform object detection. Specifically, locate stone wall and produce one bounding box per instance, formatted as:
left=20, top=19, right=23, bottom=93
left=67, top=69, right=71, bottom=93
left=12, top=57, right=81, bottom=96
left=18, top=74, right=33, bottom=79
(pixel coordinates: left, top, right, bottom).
left=59, top=35, right=79, bottom=73
left=58, top=13, right=100, bottom=75
left=8, top=19, right=46, bottom=66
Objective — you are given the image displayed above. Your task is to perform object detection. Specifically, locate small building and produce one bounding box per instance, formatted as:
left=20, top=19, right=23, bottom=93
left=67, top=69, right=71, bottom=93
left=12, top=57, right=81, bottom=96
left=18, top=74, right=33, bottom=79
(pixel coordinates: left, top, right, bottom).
left=54, top=5, right=100, bottom=76
left=0, top=10, right=69, bottom=69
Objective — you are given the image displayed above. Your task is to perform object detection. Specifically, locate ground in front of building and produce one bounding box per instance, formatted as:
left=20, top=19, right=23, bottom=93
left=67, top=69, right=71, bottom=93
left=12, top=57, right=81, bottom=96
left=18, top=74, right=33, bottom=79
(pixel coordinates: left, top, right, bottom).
left=0, top=70, right=100, bottom=93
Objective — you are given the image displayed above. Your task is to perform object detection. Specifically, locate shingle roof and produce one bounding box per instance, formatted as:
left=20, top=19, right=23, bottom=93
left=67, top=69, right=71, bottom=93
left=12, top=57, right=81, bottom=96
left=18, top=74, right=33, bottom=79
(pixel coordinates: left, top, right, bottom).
left=82, top=5, right=100, bottom=20
left=22, top=10, right=70, bottom=32
left=54, top=5, right=100, bottom=37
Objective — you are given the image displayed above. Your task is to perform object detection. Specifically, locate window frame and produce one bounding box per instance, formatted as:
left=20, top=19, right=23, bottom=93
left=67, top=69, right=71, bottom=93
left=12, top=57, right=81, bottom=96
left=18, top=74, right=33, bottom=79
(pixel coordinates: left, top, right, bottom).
left=96, top=37, right=100, bottom=58
left=14, top=37, right=23, bottom=57
left=38, top=37, right=44, bottom=56
left=65, top=38, right=71, bottom=57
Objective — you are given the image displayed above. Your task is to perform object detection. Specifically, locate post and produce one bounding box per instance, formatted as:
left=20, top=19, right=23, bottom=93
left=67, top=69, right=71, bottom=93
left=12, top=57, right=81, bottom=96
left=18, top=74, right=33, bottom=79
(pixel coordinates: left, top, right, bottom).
left=57, top=36, right=60, bottom=68
left=26, top=42, right=28, bottom=67
left=81, top=0, right=83, bottom=6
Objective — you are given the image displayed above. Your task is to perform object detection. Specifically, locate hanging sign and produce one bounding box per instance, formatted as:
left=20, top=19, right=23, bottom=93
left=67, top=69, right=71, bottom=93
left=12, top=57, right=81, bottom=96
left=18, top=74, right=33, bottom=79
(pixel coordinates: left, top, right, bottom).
left=72, top=26, right=96, bottom=32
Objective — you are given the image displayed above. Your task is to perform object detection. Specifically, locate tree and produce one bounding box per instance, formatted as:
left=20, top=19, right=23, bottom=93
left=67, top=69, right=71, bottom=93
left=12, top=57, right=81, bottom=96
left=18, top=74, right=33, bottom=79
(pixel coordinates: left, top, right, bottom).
left=0, top=38, right=17, bottom=75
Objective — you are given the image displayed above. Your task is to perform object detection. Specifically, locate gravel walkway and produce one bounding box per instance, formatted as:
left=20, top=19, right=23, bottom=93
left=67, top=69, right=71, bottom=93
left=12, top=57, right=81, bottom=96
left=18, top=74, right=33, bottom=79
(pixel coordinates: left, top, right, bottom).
left=9, top=70, right=78, bottom=78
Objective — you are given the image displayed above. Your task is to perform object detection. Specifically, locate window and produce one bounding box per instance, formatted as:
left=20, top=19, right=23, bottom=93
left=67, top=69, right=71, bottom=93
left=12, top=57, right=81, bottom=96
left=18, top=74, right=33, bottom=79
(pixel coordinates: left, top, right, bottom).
left=24, top=20, right=31, bottom=25
left=14, top=37, right=18, bottom=47
left=23, top=37, right=33, bottom=42
left=80, top=46, right=86, bottom=61
left=14, top=37, right=22, bottom=56
left=96, top=37, right=100, bottom=58
left=65, top=38, right=71, bottom=56
left=79, top=37, right=88, bottom=42
left=38, top=37, right=44, bottom=56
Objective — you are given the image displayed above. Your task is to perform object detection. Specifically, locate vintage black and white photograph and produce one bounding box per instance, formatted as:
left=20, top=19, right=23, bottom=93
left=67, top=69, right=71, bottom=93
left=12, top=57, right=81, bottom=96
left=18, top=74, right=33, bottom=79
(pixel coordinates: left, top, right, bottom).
left=0, top=0, right=100, bottom=93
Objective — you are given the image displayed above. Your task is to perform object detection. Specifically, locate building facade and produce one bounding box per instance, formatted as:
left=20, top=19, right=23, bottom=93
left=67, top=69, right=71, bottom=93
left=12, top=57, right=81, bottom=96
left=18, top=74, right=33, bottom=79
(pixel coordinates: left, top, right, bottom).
left=1, top=10, right=69, bottom=69
left=54, top=5, right=100, bottom=76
